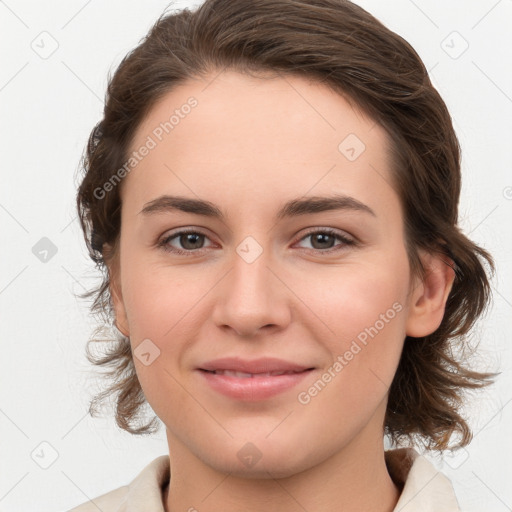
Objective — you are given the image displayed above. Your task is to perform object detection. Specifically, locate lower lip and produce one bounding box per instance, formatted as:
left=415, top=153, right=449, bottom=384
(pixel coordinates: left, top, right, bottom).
left=197, top=369, right=314, bottom=401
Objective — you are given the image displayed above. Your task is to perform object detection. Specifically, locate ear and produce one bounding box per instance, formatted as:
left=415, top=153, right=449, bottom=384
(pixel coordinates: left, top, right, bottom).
left=105, top=245, right=130, bottom=338
left=405, top=250, right=456, bottom=338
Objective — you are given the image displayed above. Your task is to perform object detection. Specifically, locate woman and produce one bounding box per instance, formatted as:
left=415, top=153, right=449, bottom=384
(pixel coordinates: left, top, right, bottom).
left=70, top=0, right=495, bottom=510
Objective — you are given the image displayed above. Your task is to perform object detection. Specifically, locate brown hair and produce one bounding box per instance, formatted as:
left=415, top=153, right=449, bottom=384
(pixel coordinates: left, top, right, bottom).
left=76, top=0, right=495, bottom=449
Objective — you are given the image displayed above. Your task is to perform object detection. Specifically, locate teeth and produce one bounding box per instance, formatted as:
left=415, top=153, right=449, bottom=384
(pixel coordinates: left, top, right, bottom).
left=220, top=370, right=254, bottom=378
left=213, top=370, right=297, bottom=377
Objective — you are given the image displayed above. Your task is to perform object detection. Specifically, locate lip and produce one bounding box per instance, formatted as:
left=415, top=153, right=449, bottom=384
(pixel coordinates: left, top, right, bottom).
left=197, top=357, right=315, bottom=401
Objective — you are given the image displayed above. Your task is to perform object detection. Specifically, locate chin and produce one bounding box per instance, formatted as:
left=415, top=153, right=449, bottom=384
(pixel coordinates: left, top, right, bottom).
left=206, top=452, right=315, bottom=480
left=196, top=435, right=329, bottom=480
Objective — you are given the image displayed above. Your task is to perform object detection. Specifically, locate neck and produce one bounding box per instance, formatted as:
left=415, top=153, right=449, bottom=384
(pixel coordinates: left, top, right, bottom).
left=163, top=428, right=400, bottom=512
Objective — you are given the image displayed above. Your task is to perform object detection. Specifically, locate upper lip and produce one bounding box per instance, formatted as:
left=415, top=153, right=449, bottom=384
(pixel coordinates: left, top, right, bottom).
left=198, top=357, right=314, bottom=374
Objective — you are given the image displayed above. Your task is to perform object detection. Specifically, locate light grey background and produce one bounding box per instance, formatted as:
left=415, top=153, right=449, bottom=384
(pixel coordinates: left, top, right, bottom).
left=1, top=1, right=510, bottom=511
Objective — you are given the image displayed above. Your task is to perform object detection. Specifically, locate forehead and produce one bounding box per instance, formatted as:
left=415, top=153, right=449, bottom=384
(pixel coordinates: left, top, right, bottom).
left=122, top=70, right=399, bottom=224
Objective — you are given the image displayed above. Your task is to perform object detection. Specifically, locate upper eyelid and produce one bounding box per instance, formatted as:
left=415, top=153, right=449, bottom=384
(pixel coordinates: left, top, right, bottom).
left=297, top=226, right=353, bottom=238
left=161, top=229, right=215, bottom=247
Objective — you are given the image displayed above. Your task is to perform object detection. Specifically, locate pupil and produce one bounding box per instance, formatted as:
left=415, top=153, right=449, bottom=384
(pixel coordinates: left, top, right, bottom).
left=182, top=233, right=203, bottom=249
left=313, top=233, right=332, bottom=249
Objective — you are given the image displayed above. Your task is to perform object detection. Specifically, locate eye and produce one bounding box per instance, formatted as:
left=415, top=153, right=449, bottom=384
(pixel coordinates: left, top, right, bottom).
left=157, top=227, right=356, bottom=256
left=157, top=229, right=214, bottom=255
left=294, top=228, right=356, bottom=253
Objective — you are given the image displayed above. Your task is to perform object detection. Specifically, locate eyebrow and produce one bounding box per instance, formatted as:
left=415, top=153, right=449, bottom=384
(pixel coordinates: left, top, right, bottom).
left=139, top=194, right=376, bottom=220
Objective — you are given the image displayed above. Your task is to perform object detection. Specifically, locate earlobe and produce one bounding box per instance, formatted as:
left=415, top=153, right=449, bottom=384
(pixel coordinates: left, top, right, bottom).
left=107, top=256, right=130, bottom=338
left=405, top=251, right=456, bottom=338
left=111, top=284, right=130, bottom=337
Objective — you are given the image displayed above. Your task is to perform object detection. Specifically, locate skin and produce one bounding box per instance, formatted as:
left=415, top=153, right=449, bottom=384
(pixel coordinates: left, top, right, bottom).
left=109, top=70, right=455, bottom=512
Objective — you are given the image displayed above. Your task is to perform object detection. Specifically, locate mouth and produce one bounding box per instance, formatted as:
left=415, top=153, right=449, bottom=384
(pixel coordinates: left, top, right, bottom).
left=196, top=357, right=316, bottom=400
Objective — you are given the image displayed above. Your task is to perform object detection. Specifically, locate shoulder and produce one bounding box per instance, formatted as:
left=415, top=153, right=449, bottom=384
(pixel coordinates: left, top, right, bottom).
left=66, top=455, right=170, bottom=512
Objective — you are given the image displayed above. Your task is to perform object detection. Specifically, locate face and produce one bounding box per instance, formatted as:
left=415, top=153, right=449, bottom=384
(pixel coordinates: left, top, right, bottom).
left=109, top=70, right=436, bottom=477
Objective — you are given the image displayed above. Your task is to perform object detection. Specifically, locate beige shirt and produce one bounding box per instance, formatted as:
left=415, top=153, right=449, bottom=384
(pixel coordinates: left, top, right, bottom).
left=68, top=448, right=461, bottom=511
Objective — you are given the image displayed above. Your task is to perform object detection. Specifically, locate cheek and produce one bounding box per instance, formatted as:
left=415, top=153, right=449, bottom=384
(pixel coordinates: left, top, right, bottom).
left=122, top=267, right=198, bottom=418
left=292, top=257, right=410, bottom=398
left=121, top=255, right=197, bottom=334
left=295, top=259, right=409, bottom=341
left=291, top=269, right=407, bottom=441
left=121, top=262, right=211, bottom=388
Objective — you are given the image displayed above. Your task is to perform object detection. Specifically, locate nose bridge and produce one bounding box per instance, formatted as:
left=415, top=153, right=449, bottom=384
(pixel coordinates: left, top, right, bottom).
left=212, top=238, right=290, bottom=336
left=231, top=246, right=272, bottom=302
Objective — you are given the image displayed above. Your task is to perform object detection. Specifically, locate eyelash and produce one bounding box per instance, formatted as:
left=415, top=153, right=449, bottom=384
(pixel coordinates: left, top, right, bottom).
left=156, top=227, right=357, bottom=256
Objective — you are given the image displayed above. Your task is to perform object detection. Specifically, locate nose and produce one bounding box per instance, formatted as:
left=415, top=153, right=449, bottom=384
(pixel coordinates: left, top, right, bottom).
left=211, top=246, right=291, bottom=338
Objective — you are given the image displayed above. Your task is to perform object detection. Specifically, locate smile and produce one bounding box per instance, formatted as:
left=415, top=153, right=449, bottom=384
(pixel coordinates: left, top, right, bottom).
left=197, top=364, right=315, bottom=400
